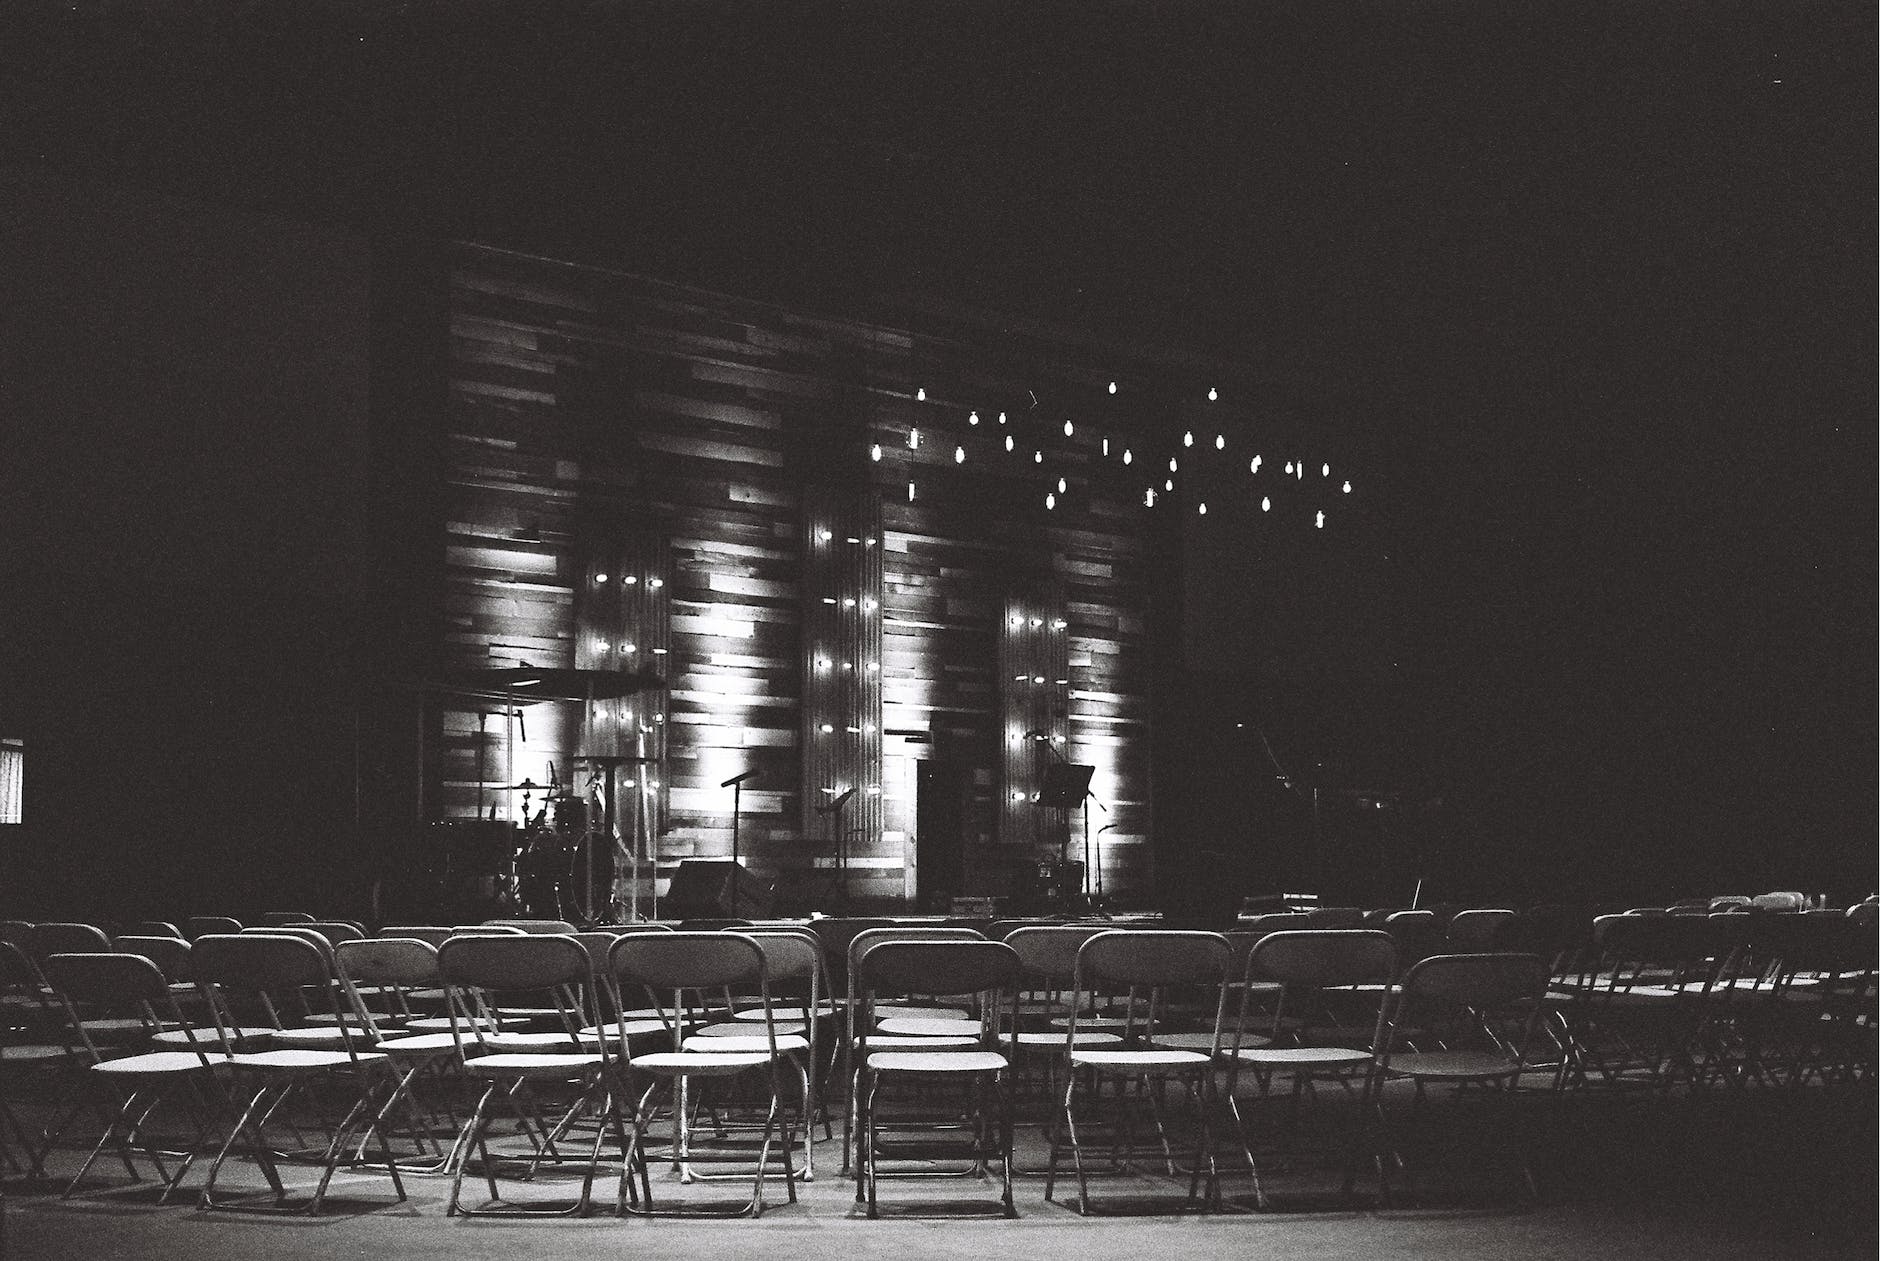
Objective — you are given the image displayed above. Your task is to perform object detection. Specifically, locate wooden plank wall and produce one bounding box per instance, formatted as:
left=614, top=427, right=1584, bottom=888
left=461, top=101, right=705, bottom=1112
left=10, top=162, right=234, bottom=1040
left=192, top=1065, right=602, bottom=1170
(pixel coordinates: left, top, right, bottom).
left=439, top=243, right=1172, bottom=910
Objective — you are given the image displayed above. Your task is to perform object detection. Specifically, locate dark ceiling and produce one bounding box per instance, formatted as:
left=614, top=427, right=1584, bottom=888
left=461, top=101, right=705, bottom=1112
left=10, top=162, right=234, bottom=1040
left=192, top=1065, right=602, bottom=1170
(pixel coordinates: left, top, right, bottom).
left=5, top=0, right=1874, bottom=868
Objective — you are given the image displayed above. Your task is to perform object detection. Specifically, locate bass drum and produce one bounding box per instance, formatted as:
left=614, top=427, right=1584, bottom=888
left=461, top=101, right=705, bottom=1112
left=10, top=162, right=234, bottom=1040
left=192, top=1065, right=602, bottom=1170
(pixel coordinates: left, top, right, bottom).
left=515, top=830, right=573, bottom=919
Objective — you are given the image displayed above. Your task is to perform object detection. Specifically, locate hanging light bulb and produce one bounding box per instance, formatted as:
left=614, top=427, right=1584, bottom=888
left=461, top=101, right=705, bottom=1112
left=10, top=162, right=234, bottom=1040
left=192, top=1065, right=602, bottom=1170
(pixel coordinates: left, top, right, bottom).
left=1063, top=419, right=1074, bottom=437
left=916, top=387, right=926, bottom=401
left=1045, top=492, right=1056, bottom=510
left=1123, top=448, right=1132, bottom=465
left=1108, top=381, right=1117, bottom=394
left=1284, top=461, right=1293, bottom=475
left=1033, top=450, right=1042, bottom=464
left=1215, top=434, right=1225, bottom=450
left=870, top=443, right=882, bottom=462
left=1251, top=455, right=1262, bottom=473
left=954, top=445, right=965, bottom=464
left=1004, top=434, right=1014, bottom=452
left=1169, top=457, right=1179, bottom=473
left=1316, top=511, right=1325, bottom=528
left=1198, top=502, right=1208, bottom=515
left=595, top=573, right=608, bottom=584
left=1164, top=478, right=1174, bottom=491
left=1102, top=437, right=1110, bottom=456
left=1261, top=496, right=1271, bottom=512
left=1145, top=488, right=1156, bottom=506
left=907, top=481, right=916, bottom=501
left=1343, top=480, right=1352, bottom=494
left=1208, top=387, right=1219, bottom=401
left=1183, top=431, right=1194, bottom=447
left=1322, top=462, right=1330, bottom=477
left=969, top=410, right=980, bottom=425
left=998, top=411, right=1008, bottom=424
left=908, top=426, right=920, bottom=449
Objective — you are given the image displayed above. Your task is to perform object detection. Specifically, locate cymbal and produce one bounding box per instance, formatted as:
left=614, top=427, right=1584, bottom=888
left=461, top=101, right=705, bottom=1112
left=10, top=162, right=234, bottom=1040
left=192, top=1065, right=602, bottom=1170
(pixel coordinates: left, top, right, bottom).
left=573, top=754, right=659, bottom=765
left=467, top=667, right=656, bottom=701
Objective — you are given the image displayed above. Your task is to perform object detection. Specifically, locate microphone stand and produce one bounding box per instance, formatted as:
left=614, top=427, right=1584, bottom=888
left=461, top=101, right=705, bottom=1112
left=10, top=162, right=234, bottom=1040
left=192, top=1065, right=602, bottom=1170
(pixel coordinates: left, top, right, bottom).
left=722, top=770, right=759, bottom=913
left=813, top=788, right=858, bottom=914
left=1028, top=733, right=1107, bottom=907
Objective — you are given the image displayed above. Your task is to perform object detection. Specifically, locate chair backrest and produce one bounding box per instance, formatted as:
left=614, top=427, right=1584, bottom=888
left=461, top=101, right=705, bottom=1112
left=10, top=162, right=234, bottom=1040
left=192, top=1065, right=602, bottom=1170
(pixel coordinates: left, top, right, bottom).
left=482, top=918, right=580, bottom=934
left=378, top=925, right=453, bottom=946
left=853, top=940, right=1019, bottom=1015
left=184, top=915, right=243, bottom=940
left=1240, top=911, right=1307, bottom=933
left=1247, top=929, right=1396, bottom=989
left=1377, top=952, right=1551, bottom=1071
left=193, top=932, right=331, bottom=990
left=302, top=921, right=368, bottom=946
left=1299, top=906, right=1363, bottom=930
left=609, top=931, right=765, bottom=992
left=125, top=920, right=182, bottom=939
left=1075, top=929, right=1231, bottom=989
left=337, top=937, right=441, bottom=988
left=27, top=922, right=112, bottom=962
left=676, top=918, right=754, bottom=932
left=257, top=911, right=316, bottom=926
left=1003, top=924, right=1113, bottom=986
left=1444, top=909, right=1517, bottom=949
left=1751, top=891, right=1806, bottom=914
left=0, top=920, right=33, bottom=951
left=41, top=952, right=211, bottom=1062
left=438, top=932, right=593, bottom=991
left=449, top=924, right=527, bottom=936
left=804, top=917, right=896, bottom=986
left=737, top=928, right=822, bottom=987
left=1400, top=951, right=1550, bottom=1006
left=113, top=934, right=193, bottom=983
left=847, top=926, right=983, bottom=982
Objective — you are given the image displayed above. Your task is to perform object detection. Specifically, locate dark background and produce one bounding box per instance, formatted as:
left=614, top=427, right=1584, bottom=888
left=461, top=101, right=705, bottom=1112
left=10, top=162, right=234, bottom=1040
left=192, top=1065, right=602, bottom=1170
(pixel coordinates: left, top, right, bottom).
left=1, top=1, right=1872, bottom=913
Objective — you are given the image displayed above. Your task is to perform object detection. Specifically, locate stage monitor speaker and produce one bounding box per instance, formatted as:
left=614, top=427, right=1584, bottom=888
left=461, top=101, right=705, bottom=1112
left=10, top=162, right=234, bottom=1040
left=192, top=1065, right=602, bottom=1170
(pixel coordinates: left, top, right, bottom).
left=664, top=858, right=774, bottom=919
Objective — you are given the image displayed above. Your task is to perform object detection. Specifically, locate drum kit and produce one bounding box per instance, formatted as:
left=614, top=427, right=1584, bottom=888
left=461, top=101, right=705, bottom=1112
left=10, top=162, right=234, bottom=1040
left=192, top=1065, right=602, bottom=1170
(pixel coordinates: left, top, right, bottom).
left=409, top=665, right=664, bottom=926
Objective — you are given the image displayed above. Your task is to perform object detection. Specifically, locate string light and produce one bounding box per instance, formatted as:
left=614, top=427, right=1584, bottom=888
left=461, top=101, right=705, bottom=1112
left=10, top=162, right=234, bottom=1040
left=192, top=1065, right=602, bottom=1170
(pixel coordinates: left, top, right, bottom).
left=1057, top=477, right=1067, bottom=493
left=1198, top=502, right=1208, bottom=515
left=870, top=444, right=882, bottom=462
left=1284, top=461, right=1293, bottom=475
left=1322, top=463, right=1330, bottom=476
left=1261, top=497, right=1271, bottom=512
left=1208, top=387, right=1219, bottom=401
left=624, top=576, right=638, bottom=585
left=908, top=427, right=920, bottom=449
left=969, top=410, right=980, bottom=425
left=1169, top=457, right=1178, bottom=472
left=907, top=481, right=916, bottom=501
left=916, top=387, right=926, bottom=401
left=1029, top=617, right=1043, bottom=628
left=1004, top=435, right=1015, bottom=452
left=1108, top=381, right=1117, bottom=394
left=1183, top=431, right=1194, bottom=447
left=1295, top=463, right=1303, bottom=481
left=621, top=642, right=636, bottom=654
left=1316, top=511, right=1325, bottom=529
left=1033, top=451, right=1042, bottom=464
left=1145, top=488, right=1156, bottom=506
left=1215, top=434, right=1225, bottom=450
left=1251, top=455, right=1261, bottom=473
left=1045, top=493, right=1056, bottom=510
left=595, top=640, right=610, bottom=653
left=817, top=528, right=833, bottom=542
left=998, top=411, right=1008, bottom=425
left=954, top=445, right=965, bottom=464
left=1102, top=437, right=1110, bottom=456
left=648, top=578, right=663, bottom=588
left=1063, top=420, right=1074, bottom=437
left=1122, top=449, right=1132, bottom=465
left=1164, top=478, right=1174, bottom=491
left=1343, top=480, right=1352, bottom=494
left=595, top=573, right=608, bottom=584
left=1008, top=614, right=1023, bottom=629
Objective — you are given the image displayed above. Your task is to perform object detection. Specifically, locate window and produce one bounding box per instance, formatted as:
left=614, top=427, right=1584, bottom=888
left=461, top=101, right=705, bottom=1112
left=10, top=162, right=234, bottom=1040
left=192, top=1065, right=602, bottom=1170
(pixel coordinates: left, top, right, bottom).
left=0, top=739, right=20, bottom=824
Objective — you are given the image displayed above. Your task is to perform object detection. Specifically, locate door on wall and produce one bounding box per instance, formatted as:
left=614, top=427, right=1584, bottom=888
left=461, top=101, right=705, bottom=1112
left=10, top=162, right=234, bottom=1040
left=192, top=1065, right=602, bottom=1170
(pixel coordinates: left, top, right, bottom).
left=914, top=760, right=970, bottom=912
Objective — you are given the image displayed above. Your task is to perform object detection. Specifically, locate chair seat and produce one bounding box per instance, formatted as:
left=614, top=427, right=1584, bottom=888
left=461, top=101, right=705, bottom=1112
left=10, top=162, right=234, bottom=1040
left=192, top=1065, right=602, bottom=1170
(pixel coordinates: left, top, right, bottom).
left=1153, top=1031, right=1271, bottom=1052
left=268, top=1026, right=375, bottom=1050
left=867, top=1049, right=1008, bottom=1074
left=731, top=1004, right=835, bottom=1023
left=401, top=1015, right=531, bottom=1034
left=682, top=1033, right=811, bottom=1054
left=871, top=1004, right=966, bottom=1021
left=1070, top=1048, right=1209, bottom=1071
left=230, top=1048, right=386, bottom=1072
left=858, top=1034, right=978, bottom=1050
left=627, top=1050, right=771, bottom=1075
left=1, top=1043, right=76, bottom=1065
left=463, top=1051, right=605, bottom=1078
left=478, top=1031, right=582, bottom=1051
left=1382, top=1050, right=1521, bottom=1080
left=998, top=1030, right=1123, bottom=1049
left=376, top=1032, right=463, bottom=1055
left=691, top=1020, right=807, bottom=1039
left=875, top=1016, right=981, bottom=1037
left=1049, top=1014, right=1131, bottom=1029
left=1234, top=1045, right=1371, bottom=1068
left=581, top=1018, right=675, bottom=1039
left=93, top=1050, right=232, bottom=1075
left=149, top=1026, right=275, bottom=1049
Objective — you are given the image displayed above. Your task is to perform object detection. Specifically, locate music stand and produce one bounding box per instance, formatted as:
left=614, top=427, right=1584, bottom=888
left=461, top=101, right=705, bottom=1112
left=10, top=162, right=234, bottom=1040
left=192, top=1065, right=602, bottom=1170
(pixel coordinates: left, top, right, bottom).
left=722, top=770, right=758, bottom=912
left=1039, top=763, right=1096, bottom=899
left=813, top=788, right=858, bottom=913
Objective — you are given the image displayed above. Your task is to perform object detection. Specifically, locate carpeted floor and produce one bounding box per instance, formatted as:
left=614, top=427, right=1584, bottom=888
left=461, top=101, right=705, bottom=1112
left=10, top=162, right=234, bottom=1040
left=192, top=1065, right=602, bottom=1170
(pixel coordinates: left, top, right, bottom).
left=5, top=1077, right=1872, bottom=1261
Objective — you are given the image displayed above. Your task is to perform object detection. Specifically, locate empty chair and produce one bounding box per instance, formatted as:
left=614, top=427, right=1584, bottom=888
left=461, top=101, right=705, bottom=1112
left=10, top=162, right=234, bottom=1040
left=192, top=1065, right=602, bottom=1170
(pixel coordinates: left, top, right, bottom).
left=1226, top=929, right=1396, bottom=1210
left=377, top=926, right=453, bottom=947
left=1300, top=907, right=1364, bottom=930
left=190, top=933, right=407, bottom=1213
left=436, top=933, right=613, bottom=1216
left=482, top=918, right=579, bottom=934
left=256, top=912, right=317, bottom=927
left=1044, top=930, right=1233, bottom=1215
left=1366, top=951, right=1552, bottom=1205
left=1444, top=908, right=1518, bottom=950
left=608, top=931, right=796, bottom=1218
left=39, top=952, right=231, bottom=1201
left=851, top=938, right=1022, bottom=1218
left=184, top=916, right=243, bottom=941
left=27, top=923, right=112, bottom=964
left=0, top=941, right=78, bottom=1179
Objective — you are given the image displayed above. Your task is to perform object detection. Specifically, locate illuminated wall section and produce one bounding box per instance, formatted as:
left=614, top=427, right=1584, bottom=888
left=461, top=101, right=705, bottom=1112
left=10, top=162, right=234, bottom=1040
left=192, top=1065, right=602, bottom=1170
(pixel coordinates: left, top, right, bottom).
left=999, top=580, right=1072, bottom=851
